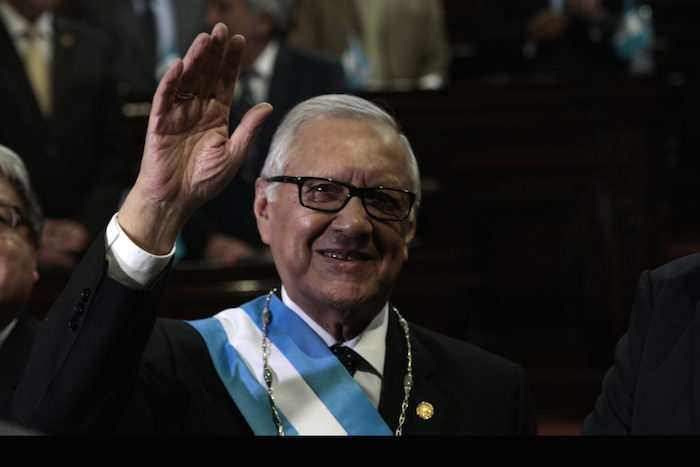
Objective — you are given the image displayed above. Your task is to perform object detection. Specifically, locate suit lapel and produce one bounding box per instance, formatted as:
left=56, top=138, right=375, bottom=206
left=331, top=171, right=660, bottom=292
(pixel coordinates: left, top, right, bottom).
left=379, top=312, right=448, bottom=435
left=378, top=311, right=403, bottom=431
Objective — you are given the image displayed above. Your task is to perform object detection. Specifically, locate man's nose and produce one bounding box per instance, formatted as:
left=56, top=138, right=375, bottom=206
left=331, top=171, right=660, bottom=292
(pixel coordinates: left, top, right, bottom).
left=331, top=196, right=373, bottom=236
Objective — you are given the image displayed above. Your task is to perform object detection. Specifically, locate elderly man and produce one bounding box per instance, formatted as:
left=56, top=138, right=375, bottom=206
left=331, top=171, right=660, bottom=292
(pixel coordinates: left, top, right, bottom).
left=13, top=24, right=536, bottom=435
left=0, top=145, right=43, bottom=422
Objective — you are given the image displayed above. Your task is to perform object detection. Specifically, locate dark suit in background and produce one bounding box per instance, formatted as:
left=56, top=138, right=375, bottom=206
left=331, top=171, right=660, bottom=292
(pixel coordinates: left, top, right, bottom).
left=12, top=235, right=536, bottom=435
left=182, top=45, right=347, bottom=256
left=474, top=0, right=624, bottom=78
left=71, top=0, right=206, bottom=103
left=0, top=15, right=131, bottom=236
left=583, top=253, right=700, bottom=434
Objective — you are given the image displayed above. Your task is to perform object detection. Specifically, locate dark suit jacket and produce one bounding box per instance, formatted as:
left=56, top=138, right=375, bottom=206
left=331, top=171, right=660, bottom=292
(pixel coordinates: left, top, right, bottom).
left=13, top=235, right=536, bottom=435
left=0, top=313, right=37, bottom=421
left=583, top=253, right=700, bottom=434
left=0, top=15, right=132, bottom=235
left=74, top=0, right=206, bottom=102
left=182, top=45, right=348, bottom=256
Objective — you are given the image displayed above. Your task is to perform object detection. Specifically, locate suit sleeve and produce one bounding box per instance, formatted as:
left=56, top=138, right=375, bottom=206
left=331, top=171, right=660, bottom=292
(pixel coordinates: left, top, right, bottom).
left=11, top=233, right=167, bottom=434
left=581, top=270, right=654, bottom=434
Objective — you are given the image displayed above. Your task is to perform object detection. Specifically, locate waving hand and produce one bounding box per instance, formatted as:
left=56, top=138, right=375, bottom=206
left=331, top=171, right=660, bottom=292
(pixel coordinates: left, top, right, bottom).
left=119, top=23, right=272, bottom=254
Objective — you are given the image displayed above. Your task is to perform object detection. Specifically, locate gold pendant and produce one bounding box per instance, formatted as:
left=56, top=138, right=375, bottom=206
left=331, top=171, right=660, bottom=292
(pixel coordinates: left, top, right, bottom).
left=416, top=401, right=434, bottom=420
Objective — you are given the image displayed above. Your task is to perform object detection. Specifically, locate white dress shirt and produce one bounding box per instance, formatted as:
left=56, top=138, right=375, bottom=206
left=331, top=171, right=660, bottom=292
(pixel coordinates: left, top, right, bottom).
left=105, top=213, right=174, bottom=290
left=235, top=40, right=280, bottom=104
left=104, top=213, right=387, bottom=408
left=281, top=287, right=387, bottom=408
left=0, top=1, right=53, bottom=66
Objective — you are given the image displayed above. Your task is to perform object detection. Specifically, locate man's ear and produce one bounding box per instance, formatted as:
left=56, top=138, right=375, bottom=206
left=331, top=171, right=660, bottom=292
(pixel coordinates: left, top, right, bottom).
left=402, top=220, right=416, bottom=261
left=254, top=177, right=272, bottom=246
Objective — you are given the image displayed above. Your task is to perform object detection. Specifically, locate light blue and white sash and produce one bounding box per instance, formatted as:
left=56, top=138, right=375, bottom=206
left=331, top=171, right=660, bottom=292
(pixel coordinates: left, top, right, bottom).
left=188, top=294, right=391, bottom=436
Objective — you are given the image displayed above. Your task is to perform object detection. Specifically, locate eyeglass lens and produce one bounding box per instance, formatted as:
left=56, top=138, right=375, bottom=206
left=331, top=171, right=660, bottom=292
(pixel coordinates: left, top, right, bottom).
left=300, top=178, right=410, bottom=220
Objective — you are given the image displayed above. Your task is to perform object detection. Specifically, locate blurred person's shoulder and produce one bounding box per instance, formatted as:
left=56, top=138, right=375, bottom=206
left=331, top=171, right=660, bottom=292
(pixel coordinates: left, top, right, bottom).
left=651, top=252, right=700, bottom=284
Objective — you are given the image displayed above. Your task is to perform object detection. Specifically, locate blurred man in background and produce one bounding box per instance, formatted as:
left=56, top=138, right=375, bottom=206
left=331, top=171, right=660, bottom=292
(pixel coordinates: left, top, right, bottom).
left=475, top=0, right=627, bottom=78
left=0, top=0, right=132, bottom=268
left=288, top=0, right=450, bottom=90
left=71, top=0, right=207, bottom=103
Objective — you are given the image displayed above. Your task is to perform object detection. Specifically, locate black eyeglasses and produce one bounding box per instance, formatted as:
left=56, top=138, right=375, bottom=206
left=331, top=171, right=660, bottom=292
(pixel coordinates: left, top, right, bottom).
left=0, top=201, right=25, bottom=232
left=266, top=176, right=416, bottom=222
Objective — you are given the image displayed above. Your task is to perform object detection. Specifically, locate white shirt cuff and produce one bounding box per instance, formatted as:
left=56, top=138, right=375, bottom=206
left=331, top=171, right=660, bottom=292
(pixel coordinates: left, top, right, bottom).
left=105, top=213, right=175, bottom=289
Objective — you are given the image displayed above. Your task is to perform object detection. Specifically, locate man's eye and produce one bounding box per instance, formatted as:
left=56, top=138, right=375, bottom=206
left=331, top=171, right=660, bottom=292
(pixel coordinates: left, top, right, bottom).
left=305, top=183, right=344, bottom=196
left=308, top=183, right=336, bottom=193
left=366, top=192, right=400, bottom=211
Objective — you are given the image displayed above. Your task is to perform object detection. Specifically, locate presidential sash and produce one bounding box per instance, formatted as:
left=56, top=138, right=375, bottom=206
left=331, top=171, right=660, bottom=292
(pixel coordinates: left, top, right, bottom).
left=188, top=294, right=391, bottom=435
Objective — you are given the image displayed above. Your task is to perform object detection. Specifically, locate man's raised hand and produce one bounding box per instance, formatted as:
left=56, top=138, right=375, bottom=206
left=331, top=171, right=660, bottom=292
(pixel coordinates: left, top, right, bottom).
left=119, top=23, right=272, bottom=254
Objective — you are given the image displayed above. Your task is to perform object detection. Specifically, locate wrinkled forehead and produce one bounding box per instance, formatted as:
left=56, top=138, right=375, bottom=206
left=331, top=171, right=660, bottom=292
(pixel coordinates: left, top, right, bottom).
left=285, top=117, right=412, bottom=185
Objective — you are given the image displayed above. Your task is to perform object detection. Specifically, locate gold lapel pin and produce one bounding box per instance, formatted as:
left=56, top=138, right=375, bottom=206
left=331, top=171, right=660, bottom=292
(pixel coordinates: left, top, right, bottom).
left=416, top=401, right=434, bottom=420
left=60, top=33, right=75, bottom=48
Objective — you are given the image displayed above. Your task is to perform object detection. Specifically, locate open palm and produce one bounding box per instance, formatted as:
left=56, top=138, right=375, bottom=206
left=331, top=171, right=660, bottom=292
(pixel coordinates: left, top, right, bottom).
left=119, top=23, right=271, bottom=254
left=138, top=23, right=271, bottom=214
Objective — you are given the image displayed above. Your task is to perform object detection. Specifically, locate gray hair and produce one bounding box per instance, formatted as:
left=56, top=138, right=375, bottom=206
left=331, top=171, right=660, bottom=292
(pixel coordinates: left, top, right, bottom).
left=261, top=94, right=422, bottom=219
left=0, top=145, right=43, bottom=247
left=245, top=0, right=295, bottom=34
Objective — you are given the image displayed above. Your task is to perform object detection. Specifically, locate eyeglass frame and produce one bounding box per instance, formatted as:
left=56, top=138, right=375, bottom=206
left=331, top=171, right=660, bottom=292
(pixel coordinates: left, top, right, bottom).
left=265, top=176, right=416, bottom=222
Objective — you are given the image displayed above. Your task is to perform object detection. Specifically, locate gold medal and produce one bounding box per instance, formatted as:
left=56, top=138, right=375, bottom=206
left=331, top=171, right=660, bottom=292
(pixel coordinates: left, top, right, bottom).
left=416, top=401, right=434, bottom=420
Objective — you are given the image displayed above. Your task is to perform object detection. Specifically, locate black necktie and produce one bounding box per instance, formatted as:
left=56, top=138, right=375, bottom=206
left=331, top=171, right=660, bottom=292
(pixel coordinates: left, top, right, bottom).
left=330, top=344, right=364, bottom=376
left=234, top=70, right=256, bottom=119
